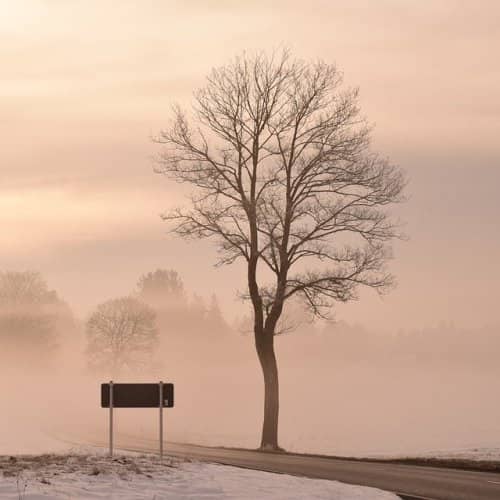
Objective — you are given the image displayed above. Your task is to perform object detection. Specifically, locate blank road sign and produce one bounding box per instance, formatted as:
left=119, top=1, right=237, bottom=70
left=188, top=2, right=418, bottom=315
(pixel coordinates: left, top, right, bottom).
left=101, top=383, right=174, bottom=408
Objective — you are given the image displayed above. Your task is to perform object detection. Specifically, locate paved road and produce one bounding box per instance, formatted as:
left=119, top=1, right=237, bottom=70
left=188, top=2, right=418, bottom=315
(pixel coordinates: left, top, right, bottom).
left=86, top=433, right=500, bottom=500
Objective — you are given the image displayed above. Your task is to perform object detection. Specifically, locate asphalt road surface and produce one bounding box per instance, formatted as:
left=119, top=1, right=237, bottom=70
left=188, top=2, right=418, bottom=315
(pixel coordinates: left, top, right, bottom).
left=81, top=433, right=500, bottom=500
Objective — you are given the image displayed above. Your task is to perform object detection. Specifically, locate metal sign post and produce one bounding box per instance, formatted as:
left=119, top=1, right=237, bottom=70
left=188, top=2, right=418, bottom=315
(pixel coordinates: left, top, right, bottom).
left=101, top=381, right=174, bottom=460
left=159, top=381, right=164, bottom=461
left=109, top=380, right=114, bottom=457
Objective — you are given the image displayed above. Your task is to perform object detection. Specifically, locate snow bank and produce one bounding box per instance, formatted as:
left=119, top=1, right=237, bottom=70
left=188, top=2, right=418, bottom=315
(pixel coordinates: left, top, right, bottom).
left=0, top=453, right=398, bottom=499
left=395, top=447, right=500, bottom=462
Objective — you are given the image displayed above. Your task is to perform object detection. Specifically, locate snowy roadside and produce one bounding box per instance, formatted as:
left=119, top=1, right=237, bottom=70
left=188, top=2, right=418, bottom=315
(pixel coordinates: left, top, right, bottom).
left=0, top=452, right=399, bottom=500
left=358, top=446, right=500, bottom=463
left=397, top=447, right=500, bottom=462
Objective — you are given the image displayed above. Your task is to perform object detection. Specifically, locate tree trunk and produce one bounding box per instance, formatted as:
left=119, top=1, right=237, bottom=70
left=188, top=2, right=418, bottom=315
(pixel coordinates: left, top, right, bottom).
left=255, top=331, right=280, bottom=450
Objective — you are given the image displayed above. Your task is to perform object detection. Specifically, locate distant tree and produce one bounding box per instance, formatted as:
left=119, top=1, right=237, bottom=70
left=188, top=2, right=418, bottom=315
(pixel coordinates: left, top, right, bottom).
left=86, top=296, right=158, bottom=375
left=137, top=269, right=185, bottom=306
left=0, top=271, right=71, bottom=364
left=206, top=294, right=231, bottom=335
left=0, top=271, right=53, bottom=306
left=207, top=294, right=222, bottom=323
left=189, top=293, right=205, bottom=315
left=154, top=50, right=405, bottom=450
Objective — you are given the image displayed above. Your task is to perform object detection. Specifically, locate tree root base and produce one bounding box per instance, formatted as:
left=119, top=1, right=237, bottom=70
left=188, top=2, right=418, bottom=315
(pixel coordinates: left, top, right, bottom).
left=259, top=444, right=286, bottom=453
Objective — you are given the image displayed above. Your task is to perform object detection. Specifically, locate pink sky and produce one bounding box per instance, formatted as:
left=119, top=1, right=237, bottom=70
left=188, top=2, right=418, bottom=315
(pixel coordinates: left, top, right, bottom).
left=1, top=0, right=499, bottom=330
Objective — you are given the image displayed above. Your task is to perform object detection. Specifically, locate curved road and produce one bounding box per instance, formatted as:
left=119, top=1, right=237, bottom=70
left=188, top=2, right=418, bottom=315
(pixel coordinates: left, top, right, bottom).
left=77, top=433, right=500, bottom=500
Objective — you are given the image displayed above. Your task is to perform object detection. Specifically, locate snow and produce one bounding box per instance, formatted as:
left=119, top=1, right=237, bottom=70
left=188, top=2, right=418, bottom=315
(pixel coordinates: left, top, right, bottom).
left=0, top=453, right=399, bottom=500
left=384, top=447, right=500, bottom=462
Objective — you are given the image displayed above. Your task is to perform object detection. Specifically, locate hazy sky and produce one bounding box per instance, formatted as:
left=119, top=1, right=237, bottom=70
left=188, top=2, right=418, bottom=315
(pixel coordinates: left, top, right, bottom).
left=1, top=0, right=499, bottom=331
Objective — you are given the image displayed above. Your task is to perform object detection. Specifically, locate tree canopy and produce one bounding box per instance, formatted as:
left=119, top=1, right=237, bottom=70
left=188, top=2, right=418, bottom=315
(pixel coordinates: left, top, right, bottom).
left=86, top=296, right=158, bottom=376
left=154, top=50, right=406, bottom=449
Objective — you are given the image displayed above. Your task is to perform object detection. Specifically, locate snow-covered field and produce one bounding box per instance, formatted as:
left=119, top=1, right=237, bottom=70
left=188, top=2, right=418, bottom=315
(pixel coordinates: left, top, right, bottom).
left=0, top=452, right=398, bottom=500
left=383, top=447, right=500, bottom=462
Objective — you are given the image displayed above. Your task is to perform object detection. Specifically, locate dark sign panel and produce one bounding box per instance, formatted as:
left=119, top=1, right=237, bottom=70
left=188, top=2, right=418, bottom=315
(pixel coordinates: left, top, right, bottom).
left=101, top=383, right=174, bottom=408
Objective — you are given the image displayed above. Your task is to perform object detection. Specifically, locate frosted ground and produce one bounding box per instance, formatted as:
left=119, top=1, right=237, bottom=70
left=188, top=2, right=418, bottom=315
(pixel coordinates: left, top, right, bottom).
left=0, top=452, right=398, bottom=500
left=382, top=447, right=500, bottom=462
left=1, top=425, right=499, bottom=500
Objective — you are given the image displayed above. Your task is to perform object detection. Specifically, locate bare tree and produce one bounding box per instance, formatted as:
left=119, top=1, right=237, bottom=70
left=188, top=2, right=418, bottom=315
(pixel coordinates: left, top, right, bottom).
left=86, top=296, right=158, bottom=376
left=154, top=50, right=406, bottom=450
left=0, top=271, right=56, bottom=306
left=137, top=269, right=185, bottom=306
left=0, top=271, right=72, bottom=366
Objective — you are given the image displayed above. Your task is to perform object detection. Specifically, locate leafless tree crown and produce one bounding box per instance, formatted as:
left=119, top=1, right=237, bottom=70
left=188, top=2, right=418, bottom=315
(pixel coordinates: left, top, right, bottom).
left=154, top=51, right=406, bottom=323
left=86, top=296, right=158, bottom=374
left=0, top=271, right=54, bottom=306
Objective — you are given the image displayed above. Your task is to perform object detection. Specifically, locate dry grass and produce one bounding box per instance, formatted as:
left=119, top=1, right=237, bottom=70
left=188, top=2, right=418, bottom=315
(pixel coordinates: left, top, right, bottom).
left=0, top=453, right=180, bottom=483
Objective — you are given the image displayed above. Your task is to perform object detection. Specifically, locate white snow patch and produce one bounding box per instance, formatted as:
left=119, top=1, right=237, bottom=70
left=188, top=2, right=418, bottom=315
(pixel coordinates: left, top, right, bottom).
left=350, top=445, right=500, bottom=462
left=394, top=447, right=500, bottom=462
left=0, top=453, right=398, bottom=499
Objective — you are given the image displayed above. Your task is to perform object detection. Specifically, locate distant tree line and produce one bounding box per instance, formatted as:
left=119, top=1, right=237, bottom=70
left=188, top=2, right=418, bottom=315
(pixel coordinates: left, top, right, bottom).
left=0, top=268, right=231, bottom=376
left=1, top=269, right=497, bottom=377
left=0, top=271, right=74, bottom=368
left=85, top=268, right=231, bottom=377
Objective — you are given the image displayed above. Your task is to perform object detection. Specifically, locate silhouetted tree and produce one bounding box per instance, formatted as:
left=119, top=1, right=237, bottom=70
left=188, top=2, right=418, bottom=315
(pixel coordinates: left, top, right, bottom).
left=86, top=296, right=158, bottom=375
left=206, top=294, right=229, bottom=331
left=137, top=269, right=185, bottom=306
left=0, top=271, right=72, bottom=366
left=154, top=50, right=405, bottom=449
left=0, top=271, right=53, bottom=306
left=208, top=294, right=221, bottom=317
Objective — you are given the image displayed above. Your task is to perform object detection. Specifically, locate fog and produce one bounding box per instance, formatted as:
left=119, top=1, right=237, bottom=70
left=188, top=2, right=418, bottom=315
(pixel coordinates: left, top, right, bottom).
left=1, top=0, right=500, bottom=458
left=1, top=272, right=499, bottom=456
